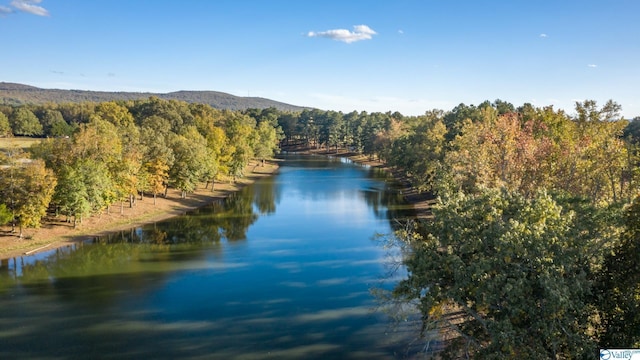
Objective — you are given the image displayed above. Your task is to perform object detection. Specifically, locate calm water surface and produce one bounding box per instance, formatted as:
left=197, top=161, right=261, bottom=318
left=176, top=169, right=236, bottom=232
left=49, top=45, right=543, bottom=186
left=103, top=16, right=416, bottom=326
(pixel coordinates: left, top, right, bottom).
left=0, top=155, right=417, bottom=359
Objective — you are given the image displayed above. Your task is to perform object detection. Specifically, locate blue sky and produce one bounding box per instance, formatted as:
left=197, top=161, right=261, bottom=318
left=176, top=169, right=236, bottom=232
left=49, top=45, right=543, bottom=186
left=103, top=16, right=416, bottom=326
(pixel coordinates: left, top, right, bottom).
left=1, top=0, right=638, bottom=118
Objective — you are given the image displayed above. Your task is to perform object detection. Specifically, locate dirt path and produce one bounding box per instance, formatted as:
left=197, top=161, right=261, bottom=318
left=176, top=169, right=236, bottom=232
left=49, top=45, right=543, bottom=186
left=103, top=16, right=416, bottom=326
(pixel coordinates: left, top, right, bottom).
left=0, top=161, right=279, bottom=260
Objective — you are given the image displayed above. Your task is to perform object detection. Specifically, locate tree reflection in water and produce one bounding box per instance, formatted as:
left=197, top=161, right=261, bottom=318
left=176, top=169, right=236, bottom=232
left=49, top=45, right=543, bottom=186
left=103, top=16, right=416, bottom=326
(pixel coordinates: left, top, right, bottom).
left=0, top=174, right=279, bottom=291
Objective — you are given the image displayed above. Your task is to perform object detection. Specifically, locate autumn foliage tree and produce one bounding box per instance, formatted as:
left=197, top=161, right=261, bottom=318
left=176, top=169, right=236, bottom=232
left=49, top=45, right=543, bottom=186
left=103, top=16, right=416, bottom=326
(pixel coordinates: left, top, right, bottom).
left=382, top=100, right=640, bottom=357
left=0, top=149, right=56, bottom=237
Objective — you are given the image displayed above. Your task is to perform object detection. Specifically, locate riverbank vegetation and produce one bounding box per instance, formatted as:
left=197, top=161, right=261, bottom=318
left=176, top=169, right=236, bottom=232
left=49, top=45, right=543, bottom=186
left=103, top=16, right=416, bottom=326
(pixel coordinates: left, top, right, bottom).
left=0, top=98, right=282, bottom=241
left=273, top=100, right=640, bottom=357
left=2, top=97, right=639, bottom=356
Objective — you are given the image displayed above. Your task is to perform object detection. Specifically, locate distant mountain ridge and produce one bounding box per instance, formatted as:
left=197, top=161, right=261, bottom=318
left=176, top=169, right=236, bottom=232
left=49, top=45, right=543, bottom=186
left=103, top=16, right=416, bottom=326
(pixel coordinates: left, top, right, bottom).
left=0, top=82, right=309, bottom=112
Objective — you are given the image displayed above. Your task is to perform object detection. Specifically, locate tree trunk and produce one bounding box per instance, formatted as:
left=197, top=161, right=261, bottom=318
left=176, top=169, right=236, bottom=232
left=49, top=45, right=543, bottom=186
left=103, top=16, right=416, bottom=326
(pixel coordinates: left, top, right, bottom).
left=153, top=192, right=157, bottom=205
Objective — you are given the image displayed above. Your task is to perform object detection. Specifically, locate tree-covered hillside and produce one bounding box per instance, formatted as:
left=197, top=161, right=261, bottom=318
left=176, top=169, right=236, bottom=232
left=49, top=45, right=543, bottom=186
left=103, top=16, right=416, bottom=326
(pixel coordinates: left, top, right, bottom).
left=0, top=82, right=309, bottom=112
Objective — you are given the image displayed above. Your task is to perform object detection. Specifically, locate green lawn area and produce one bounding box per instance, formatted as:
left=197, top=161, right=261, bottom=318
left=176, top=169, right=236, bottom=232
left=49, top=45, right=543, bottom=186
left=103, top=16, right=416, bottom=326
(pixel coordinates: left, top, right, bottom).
left=0, top=137, right=42, bottom=151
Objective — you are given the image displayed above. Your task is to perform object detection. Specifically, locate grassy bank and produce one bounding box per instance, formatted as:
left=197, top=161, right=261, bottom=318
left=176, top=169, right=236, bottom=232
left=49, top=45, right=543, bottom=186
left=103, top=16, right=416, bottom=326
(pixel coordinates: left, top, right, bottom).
left=0, top=136, right=42, bottom=151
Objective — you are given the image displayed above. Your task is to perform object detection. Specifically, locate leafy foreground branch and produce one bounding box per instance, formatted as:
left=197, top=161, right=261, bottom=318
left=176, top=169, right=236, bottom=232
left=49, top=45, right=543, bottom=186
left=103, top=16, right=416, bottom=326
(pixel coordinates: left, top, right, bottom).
left=386, top=189, right=639, bottom=359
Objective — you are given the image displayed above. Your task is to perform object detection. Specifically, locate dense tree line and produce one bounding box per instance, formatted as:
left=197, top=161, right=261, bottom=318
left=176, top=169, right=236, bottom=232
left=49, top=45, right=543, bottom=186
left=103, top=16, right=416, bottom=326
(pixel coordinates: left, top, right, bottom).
left=0, top=98, right=282, bottom=233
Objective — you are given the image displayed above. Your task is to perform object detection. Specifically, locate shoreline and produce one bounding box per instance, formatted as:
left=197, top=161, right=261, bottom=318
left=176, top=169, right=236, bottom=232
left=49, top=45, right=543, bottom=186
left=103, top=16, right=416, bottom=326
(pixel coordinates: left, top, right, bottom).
left=0, top=150, right=432, bottom=260
left=0, top=161, right=279, bottom=260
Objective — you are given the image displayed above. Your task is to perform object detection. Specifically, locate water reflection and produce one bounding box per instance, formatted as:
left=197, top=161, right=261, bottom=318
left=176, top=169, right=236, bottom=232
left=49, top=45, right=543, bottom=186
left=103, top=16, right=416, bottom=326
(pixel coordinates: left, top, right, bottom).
left=0, top=154, right=418, bottom=359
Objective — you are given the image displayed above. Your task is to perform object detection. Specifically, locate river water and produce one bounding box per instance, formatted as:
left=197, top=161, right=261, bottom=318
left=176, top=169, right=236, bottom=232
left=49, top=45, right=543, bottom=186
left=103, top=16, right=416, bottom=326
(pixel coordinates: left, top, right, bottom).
left=0, top=154, right=418, bottom=359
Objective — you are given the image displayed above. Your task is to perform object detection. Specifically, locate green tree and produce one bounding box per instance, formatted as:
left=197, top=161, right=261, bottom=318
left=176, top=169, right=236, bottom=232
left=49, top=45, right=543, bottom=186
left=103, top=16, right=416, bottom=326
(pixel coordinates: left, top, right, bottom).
left=130, top=97, right=189, bottom=132
left=0, top=204, right=12, bottom=225
left=623, top=117, right=640, bottom=144
left=277, top=112, right=300, bottom=146
left=326, top=111, right=345, bottom=150
left=139, top=125, right=174, bottom=202
left=392, top=189, right=598, bottom=359
left=443, top=103, right=484, bottom=141
left=169, top=127, right=208, bottom=198
left=40, top=109, right=74, bottom=137
left=344, top=111, right=364, bottom=152
left=253, top=120, right=279, bottom=165
left=224, top=113, right=256, bottom=180
left=57, top=102, right=95, bottom=125
left=596, top=196, right=640, bottom=347
left=298, top=109, right=319, bottom=148
left=388, top=111, right=446, bottom=192
left=72, top=117, right=122, bottom=164
left=574, top=99, right=622, bottom=123
left=95, top=101, right=135, bottom=128
left=52, top=164, right=91, bottom=227
left=10, top=107, right=43, bottom=136
left=67, top=118, right=122, bottom=213
left=0, top=111, right=11, bottom=137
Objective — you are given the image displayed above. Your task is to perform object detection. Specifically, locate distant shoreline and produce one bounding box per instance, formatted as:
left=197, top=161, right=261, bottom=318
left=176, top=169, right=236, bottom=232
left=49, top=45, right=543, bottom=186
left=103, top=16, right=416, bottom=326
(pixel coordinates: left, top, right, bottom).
left=285, top=147, right=434, bottom=219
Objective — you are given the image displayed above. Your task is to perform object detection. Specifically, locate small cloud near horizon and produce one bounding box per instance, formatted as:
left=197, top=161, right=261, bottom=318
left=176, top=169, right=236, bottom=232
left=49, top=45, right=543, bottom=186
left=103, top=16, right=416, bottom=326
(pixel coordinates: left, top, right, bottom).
left=307, top=25, right=377, bottom=44
left=588, top=64, right=597, bottom=68
left=0, top=0, right=49, bottom=16
left=539, top=33, right=548, bottom=38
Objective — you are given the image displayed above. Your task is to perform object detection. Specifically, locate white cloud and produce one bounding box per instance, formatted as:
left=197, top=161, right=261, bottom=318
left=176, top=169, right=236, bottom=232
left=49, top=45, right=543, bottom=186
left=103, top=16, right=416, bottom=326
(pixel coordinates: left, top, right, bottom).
left=398, top=29, right=404, bottom=35
left=8, top=0, right=49, bottom=16
left=307, top=24, right=377, bottom=44
left=587, top=64, right=597, bottom=68
left=539, top=33, right=548, bottom=38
